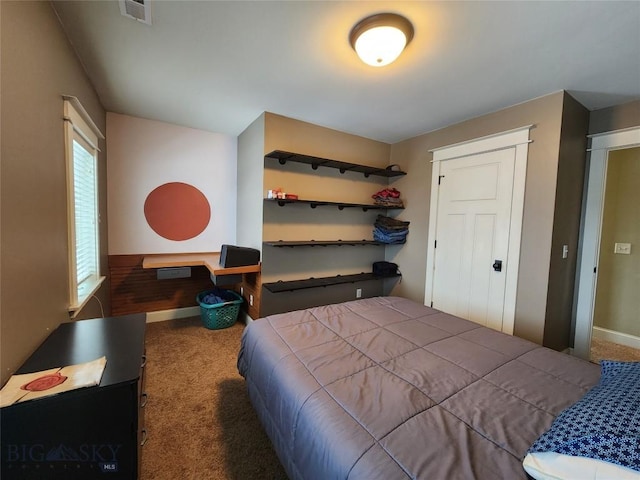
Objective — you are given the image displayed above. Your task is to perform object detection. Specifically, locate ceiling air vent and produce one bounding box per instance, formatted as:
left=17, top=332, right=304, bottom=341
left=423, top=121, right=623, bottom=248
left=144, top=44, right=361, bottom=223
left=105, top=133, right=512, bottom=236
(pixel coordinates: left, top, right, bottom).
left=119, top=0, right=151, bottom=25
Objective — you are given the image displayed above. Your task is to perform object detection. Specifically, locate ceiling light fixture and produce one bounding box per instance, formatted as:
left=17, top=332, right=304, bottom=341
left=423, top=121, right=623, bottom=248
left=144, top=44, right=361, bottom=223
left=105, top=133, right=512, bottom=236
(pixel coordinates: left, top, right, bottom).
left=349, top=13, right=414, bottom=67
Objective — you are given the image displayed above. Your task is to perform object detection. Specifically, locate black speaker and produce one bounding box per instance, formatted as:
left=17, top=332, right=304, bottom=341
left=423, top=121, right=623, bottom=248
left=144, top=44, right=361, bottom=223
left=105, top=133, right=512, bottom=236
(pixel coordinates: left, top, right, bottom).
left=220, top=244, right=260, bottom=268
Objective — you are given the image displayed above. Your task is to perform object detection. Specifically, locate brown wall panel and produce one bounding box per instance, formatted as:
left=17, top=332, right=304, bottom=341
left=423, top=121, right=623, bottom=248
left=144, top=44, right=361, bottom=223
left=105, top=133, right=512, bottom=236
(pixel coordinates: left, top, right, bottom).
left=240, top=271, right=262, bottom=319
left=109, top=255, right=214, bottom=316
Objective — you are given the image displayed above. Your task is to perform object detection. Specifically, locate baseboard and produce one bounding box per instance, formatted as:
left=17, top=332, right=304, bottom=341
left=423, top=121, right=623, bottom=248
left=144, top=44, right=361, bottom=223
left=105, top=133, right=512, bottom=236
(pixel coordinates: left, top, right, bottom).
left=592, top=326, right=640, bottom=350
left=146, top=306, right=200, bottom=323
left=238, top=310, right=254, bottom=325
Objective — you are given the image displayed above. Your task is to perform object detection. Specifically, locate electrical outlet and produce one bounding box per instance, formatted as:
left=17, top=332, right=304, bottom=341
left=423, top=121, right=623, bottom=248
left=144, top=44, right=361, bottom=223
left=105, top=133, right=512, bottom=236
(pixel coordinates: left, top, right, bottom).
left=356, top=288, right=362, bottom=298
left=249, top=294, right=254, bottom=306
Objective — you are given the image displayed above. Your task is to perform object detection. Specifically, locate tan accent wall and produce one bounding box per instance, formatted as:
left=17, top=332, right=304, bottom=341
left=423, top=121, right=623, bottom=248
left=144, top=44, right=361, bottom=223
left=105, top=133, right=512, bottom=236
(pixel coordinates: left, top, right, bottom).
left=593, top=147, right=640, bottom=337
left=262, top=113, right=392, bottom=281
left=1, top=1, right=108, bottom=385
left=389, top=92, right=567, bottom=345
left=264, top=112, right=391, bottom=166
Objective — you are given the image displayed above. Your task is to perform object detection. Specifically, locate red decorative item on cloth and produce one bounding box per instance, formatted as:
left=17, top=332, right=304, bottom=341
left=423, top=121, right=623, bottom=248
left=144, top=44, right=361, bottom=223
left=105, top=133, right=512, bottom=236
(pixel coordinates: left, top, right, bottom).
left=20, top=372, right=67, bottom=391
left=372, top=188, right=404, bottom=207
left=372, top=188, right=401, bottom=199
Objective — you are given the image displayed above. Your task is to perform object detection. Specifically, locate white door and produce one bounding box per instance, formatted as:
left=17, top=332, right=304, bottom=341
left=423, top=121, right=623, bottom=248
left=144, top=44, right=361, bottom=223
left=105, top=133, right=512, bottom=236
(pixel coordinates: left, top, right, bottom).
left=432, top=149, right=515, bottom=331
left=425, top=126, right=531, bottom=335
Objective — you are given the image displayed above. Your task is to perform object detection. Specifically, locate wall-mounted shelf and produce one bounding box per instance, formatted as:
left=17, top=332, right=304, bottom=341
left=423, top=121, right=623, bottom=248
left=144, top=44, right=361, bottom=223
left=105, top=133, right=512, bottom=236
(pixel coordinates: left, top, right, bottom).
left=263, top=272, right=401, bottom=293
left=264, top=198, right=403, bottom=211
left=265, top=150, right=406, bottom=178
left=264, top=240, right=384, bottom=247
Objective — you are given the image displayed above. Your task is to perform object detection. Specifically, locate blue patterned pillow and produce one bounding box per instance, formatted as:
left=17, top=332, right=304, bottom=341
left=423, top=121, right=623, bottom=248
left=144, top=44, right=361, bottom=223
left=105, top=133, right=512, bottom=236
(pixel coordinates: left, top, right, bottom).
left=527, top=361, right=640, bottom=472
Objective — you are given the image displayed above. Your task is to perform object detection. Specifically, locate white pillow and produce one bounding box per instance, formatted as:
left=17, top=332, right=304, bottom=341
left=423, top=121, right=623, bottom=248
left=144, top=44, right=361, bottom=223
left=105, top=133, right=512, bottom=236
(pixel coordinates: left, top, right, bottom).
left=523, top=451, right=640, bottom=480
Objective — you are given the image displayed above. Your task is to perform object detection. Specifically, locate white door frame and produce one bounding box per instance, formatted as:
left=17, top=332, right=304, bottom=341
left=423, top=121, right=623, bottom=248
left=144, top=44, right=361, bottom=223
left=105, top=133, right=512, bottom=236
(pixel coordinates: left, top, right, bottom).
left=573, top=127, right=640, bottom=359
left=424, top=126, right=532, bottom=335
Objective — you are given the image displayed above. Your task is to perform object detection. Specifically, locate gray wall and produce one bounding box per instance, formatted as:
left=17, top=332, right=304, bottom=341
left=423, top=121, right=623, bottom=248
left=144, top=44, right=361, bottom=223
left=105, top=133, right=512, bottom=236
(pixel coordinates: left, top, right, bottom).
left=388, top=91, right=570, bottom=346
left=543, top=93, right=590, bottom=350
left=588, top=100, right=640, bottom=135
left=237, top=113, right=265, bottom=251
left=1, top=1, right=108, bottom=385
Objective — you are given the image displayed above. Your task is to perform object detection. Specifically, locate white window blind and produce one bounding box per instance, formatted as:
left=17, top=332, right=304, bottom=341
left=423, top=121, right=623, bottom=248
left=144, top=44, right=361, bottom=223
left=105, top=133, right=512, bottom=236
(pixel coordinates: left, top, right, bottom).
left=73, top=139, right=98, bottom=289
left=63, top=95, right=105, bottom=316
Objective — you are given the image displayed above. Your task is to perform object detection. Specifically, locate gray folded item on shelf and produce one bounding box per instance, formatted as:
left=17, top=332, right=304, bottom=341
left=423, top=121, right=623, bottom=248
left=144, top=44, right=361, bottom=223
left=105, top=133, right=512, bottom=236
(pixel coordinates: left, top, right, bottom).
left=375, top=215, right=410, bottom=230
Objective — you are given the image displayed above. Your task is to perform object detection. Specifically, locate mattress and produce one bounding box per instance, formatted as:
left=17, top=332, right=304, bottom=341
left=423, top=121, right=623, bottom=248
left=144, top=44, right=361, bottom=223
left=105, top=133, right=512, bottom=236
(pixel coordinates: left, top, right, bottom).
left=237, top=296, right=600, bottom=479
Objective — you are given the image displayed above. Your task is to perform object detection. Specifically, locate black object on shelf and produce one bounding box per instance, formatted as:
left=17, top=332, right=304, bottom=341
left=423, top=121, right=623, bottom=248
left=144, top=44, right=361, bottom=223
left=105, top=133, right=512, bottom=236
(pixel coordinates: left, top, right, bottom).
left=263, top=272, right=401, bottom=293
left=264, top=198, right=403, bottom=211
left=264, top=240, right=384, bottom=247
left=220, top=244, right=260, bottom=267
left=265, top=150, right=406, bottom=178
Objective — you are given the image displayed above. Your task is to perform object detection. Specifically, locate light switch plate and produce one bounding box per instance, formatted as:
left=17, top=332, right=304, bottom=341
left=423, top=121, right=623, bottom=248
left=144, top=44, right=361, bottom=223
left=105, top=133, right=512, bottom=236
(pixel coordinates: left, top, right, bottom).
left=614, top=242, right=631, bottom=255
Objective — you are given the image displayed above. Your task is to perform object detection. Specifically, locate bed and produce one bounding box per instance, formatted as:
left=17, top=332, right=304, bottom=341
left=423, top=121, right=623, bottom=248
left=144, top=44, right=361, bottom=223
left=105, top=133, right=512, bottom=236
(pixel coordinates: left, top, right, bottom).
left=237, top=296, right=602, bottom=479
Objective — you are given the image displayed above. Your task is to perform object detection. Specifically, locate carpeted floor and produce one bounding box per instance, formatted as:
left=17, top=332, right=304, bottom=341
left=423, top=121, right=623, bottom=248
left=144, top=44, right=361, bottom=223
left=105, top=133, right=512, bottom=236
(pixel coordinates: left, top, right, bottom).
left=141, top=317, right=288, bottom=480
left=590, top=337, right=640, bottom=364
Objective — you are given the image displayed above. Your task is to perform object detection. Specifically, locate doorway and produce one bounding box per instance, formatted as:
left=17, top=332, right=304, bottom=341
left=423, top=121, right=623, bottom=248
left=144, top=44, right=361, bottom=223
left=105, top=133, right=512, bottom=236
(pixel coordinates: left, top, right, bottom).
left=590, top=147, right=640, bottom=362
left=424, top=126, right=531, bottom=334
left=574, top=128, right=640, bottom=360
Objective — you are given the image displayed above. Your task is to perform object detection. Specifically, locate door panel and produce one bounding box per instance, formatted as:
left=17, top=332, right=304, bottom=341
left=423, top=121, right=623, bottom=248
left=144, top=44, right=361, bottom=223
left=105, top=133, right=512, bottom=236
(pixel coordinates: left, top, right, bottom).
left=468, top=214, right=495, bottom=326
left=432, top=148, right=515, bottom=331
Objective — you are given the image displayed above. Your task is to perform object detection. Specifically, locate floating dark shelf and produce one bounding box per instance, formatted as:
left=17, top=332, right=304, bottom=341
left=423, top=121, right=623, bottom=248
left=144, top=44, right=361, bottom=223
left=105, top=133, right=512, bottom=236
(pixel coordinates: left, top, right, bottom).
left=265, top=150, right=406, bottom=178
left=263, top=272, right=401, bottom=293
left=264, top=240, right=384, bottom=247
left=264, top=198, right=403, bottom=211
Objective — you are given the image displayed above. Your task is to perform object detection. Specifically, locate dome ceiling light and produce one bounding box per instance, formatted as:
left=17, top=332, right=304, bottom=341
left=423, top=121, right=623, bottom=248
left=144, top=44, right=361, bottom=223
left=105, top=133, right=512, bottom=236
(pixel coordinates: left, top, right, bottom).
left=349, top=13, right=414, bottom=67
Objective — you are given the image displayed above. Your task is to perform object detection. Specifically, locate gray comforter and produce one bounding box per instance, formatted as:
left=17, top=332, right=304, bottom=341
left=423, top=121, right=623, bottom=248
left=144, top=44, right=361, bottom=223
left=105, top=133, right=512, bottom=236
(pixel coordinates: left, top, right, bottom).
left=238, top=296, right=600, bottom=479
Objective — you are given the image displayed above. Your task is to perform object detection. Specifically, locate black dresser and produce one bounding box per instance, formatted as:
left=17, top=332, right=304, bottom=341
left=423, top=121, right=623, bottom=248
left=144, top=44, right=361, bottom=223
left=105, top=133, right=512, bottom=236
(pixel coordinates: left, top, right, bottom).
left=1, top=314, right=147, bottom=479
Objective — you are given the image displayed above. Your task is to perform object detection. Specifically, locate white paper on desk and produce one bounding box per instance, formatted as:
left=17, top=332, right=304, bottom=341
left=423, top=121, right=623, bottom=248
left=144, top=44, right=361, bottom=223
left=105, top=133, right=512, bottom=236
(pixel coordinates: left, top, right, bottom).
left=0, top=356, right=107, bottom=407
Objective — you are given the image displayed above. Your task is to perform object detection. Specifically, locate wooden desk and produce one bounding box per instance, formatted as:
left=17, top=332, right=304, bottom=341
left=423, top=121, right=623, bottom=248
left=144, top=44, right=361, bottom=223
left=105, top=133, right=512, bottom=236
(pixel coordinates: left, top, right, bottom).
left=142, top=252, right=260, bottom=276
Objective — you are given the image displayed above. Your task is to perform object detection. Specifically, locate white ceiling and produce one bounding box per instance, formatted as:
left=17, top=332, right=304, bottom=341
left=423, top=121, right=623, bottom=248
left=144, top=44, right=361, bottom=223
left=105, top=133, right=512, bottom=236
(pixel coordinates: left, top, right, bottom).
left=52, top=1, right=640, bottom=144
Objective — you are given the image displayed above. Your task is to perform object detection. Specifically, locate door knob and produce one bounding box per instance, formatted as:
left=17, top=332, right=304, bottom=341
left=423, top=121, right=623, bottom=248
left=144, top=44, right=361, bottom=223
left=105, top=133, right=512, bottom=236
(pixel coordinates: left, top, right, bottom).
left=492, top=260, right=502, bottom=272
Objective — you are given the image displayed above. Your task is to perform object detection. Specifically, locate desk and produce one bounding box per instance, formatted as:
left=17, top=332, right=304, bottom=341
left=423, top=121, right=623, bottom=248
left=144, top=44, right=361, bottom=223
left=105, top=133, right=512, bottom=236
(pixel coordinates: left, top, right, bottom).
left=142, top=252, right=260, bottom=276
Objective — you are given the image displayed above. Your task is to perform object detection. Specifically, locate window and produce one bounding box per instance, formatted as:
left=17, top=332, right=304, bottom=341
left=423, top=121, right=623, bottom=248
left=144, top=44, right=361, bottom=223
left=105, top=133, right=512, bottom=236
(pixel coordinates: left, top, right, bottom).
left=63, top=96, right=105, bottom=316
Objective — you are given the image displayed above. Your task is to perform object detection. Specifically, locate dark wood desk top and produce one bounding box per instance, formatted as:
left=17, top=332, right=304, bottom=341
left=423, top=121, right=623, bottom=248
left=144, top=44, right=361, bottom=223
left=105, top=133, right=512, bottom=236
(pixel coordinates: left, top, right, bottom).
left=16, top=314, right=146, bottom=388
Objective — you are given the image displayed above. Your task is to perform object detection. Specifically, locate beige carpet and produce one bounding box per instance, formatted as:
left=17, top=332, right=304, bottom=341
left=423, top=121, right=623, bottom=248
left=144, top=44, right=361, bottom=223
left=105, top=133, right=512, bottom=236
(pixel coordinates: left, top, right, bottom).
left=141, top=317, right=288, bottom=480
left=590, top=337, right=640, bottom=364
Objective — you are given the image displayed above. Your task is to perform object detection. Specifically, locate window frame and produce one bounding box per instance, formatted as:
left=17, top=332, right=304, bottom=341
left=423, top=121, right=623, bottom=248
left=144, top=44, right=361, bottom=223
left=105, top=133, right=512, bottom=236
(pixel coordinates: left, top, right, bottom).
left=63, top=95, right=105, bottom=317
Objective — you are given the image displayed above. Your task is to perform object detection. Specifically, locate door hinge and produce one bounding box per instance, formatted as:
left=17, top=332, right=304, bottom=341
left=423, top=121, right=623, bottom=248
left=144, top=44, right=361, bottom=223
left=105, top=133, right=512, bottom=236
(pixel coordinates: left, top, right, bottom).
left=434, top=240, right=437, bottom=248
left=430, top=301, right=433, bottom=308
left=438, top=175, right=445, bottom=185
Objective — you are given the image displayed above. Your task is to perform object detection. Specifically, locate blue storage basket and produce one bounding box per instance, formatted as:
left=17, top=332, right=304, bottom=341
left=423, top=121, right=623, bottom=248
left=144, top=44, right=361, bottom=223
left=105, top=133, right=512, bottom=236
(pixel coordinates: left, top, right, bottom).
left=196, top=289, right=243, bottom=330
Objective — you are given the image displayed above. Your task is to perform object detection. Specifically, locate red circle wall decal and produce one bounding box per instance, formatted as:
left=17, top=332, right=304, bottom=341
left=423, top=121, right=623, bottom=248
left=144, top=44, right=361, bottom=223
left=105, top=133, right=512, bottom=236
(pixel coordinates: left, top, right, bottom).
left=144, top=182, right=211, bottom=241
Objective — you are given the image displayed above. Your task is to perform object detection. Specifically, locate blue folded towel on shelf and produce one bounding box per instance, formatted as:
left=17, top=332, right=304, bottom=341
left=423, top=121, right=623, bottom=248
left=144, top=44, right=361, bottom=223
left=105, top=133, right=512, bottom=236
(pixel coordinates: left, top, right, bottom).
left=373, top=215, right=410, bottom=244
